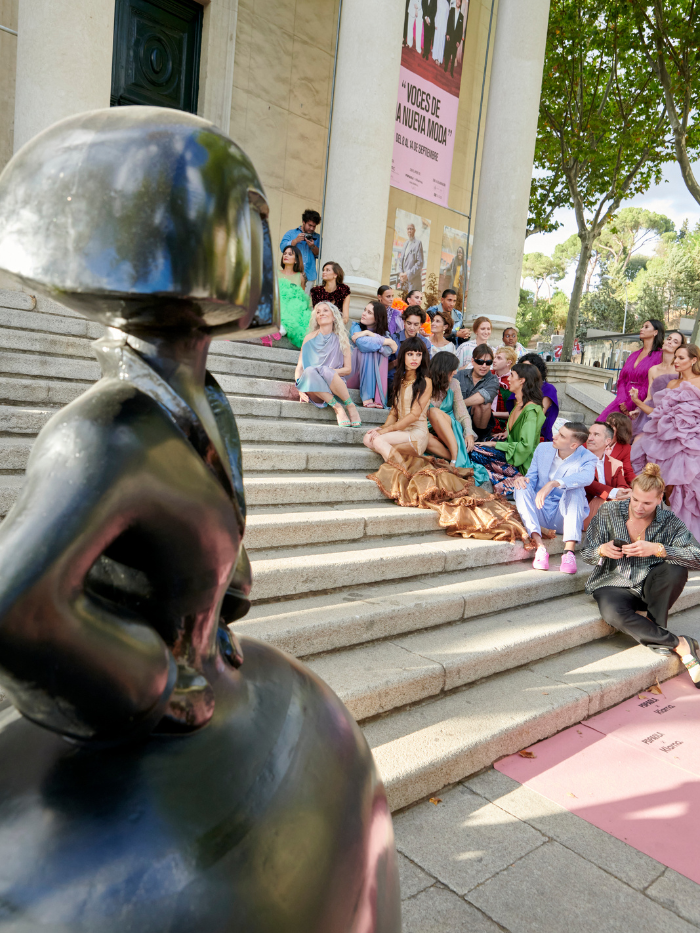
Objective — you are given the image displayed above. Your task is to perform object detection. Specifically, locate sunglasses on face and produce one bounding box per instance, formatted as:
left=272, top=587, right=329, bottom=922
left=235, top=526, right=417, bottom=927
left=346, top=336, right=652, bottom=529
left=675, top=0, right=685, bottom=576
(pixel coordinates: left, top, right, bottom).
left=473, top=358, right=493, bottom=366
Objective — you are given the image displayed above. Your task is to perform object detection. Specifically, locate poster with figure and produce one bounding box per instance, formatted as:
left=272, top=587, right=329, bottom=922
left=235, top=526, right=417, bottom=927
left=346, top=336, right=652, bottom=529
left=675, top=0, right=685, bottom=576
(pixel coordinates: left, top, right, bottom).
left=390, top=209, right=431, bottom=294
left=392, top=0, right=469, bottom=205
left=438, top=225, right=470, bottom=299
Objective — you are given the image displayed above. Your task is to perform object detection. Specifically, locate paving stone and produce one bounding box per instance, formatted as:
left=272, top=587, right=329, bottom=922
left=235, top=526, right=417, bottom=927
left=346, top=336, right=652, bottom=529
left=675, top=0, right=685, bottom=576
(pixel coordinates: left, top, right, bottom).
left=647, top=869, right=700, bottom=927
left=465, top=770, right=666, bottom=891
left=0, top=289, right=36, bottom=311
left=396, top=852, right=434, bottom=899
left=401, top=886, right=501, bottom=933
left=467, top=841, right=697, bottom=933
left=394, top=783, right=545, bottom=895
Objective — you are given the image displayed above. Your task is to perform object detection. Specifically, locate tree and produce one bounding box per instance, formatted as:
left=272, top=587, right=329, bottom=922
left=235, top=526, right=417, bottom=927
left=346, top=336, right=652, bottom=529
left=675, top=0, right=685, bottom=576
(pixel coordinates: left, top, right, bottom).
left=521, top=251, right=563, bottom=300
left=534, top=0, right=671, bottom=362
left=595, top=207, right=674, bottom=279
left=630, top=1, right=700, bottom=206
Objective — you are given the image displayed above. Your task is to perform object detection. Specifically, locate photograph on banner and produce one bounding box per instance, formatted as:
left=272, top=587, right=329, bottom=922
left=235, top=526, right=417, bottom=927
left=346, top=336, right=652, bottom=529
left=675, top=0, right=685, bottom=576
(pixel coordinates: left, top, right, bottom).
left=390, top=209, right=431, bottom=295
left=438, top=225, right=470, bottom=302
left=392, top=0, right=470, bottom=206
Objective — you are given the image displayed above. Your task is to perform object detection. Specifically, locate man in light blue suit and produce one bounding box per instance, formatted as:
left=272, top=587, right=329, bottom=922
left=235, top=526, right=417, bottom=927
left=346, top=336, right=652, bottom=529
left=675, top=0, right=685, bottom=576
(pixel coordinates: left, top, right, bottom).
left=514, top=422, right=597, bottom=574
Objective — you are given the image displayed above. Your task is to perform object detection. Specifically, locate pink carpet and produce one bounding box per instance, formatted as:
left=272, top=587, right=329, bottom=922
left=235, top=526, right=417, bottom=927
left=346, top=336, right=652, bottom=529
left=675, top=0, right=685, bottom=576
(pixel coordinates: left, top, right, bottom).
left=496, top=674, right=700, bottom=882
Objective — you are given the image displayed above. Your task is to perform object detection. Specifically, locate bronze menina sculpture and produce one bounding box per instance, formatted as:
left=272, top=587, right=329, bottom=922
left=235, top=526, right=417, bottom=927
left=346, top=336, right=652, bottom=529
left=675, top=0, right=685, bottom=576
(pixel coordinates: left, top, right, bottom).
left=0, top=107, right=400, bottom=932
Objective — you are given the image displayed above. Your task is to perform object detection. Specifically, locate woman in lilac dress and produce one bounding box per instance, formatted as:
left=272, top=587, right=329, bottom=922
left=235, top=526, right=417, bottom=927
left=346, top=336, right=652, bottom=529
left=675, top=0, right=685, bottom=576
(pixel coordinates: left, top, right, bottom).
left=632, top=344, right=700, bottom=541
left=628, top=329, right=686, bottom=437
left=294, top=301, right=361, bottom=427
left=599, top=319, right=664, bottom=421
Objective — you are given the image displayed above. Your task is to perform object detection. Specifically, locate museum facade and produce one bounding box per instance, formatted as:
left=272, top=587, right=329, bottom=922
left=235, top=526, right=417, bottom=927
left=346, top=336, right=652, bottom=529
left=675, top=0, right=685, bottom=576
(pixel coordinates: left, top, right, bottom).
left=0, top=0, right=551, bottom=335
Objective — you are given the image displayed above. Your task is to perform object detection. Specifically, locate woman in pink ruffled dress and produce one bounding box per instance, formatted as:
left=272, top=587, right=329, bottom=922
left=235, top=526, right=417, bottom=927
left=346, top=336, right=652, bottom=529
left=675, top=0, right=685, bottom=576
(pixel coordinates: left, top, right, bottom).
left=632, top=344, right=700, bottom=541
left=599, top=319, right=664, bottom=421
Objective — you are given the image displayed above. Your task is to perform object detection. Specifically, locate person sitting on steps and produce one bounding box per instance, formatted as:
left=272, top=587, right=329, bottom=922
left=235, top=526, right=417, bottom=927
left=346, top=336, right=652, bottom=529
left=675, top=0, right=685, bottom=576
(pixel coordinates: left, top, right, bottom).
left=454, top=343, right=499, bottom=439
left=294, top=301, right=361, bottom=427
left=513, top=422, right=597, bottom=574
left=584, top=421, right=630, bottom=530
left=363, top=337, right=432, bottom=462
left=581, top=463, right=700, bottom=687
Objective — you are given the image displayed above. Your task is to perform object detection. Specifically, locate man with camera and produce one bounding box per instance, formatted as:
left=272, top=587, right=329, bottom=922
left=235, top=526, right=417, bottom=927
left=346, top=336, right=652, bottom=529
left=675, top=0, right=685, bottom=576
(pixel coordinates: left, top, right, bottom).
left=280, top=209, right=321, bottom=290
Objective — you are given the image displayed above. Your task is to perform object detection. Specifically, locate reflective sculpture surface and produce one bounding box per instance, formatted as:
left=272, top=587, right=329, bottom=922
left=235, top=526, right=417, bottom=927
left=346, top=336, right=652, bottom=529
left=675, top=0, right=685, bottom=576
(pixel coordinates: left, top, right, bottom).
left=0, top=107, right=400, bottom=932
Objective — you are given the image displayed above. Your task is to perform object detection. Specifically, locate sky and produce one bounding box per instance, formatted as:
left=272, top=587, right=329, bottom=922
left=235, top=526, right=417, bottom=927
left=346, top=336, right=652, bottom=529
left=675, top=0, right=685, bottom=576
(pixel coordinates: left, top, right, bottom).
left=524, top=160, right=700, bottom=297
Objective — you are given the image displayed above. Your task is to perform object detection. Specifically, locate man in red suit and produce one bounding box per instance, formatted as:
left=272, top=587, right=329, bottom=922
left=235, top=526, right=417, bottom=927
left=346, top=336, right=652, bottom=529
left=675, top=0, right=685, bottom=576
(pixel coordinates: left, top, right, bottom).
left=584, top=421, right=631, bottom=529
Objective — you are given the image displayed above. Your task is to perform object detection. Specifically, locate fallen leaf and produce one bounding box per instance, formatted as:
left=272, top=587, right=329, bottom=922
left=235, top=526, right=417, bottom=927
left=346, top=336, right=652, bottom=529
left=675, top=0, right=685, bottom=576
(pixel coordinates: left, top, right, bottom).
left=638, top=694, right=648, bottom=699
left=518, top=750, right=537, bottom=759
left=429, top=797, right=442, bottom=805
left=568, top=792, right=577, bottom=798
left=542, top=692, right=549, bottom=695
left=649, top=678, right=663, bottom=695
left=576, top=730, right=582, bottom=735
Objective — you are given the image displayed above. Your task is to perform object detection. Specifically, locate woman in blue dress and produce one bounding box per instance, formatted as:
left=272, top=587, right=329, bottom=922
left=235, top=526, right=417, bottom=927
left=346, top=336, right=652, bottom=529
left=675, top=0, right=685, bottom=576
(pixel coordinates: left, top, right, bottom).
left=294, top=301, right=361, bottom=427
left=348, top=300, right=398, bottom=409
left=426, top=351, right=490, bottom=484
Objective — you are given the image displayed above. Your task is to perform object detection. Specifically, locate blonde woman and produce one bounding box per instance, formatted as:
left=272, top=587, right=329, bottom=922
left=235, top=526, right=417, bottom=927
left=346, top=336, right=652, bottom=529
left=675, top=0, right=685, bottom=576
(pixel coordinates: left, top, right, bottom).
left=581, top=462, right=700, bottom=685
left=294, top=301, right=361, bottom=427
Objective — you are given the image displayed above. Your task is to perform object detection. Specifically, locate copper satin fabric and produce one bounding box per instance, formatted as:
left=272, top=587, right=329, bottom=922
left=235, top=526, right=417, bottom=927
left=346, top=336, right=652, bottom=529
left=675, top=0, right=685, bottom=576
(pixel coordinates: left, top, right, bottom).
left=368, top=452, right=553, bottom=546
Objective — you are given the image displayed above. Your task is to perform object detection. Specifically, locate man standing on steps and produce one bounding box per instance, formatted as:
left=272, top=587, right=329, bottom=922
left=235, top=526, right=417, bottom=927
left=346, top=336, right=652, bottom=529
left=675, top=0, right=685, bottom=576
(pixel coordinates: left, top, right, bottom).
left=513, top=423, right=597, bottom=574
left=580, top=463, right=700, bottom=686
left=583, top=421, right=630, bottom=530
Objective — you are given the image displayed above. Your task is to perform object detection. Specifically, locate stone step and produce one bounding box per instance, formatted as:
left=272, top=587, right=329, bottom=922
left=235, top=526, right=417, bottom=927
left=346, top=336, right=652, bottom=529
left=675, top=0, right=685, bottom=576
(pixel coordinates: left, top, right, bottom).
left=229, top=393, right=387, bottom=425
left=243, top=471, right=384, bottom=508
left=363, top=593, right=700, bottom=812
left=236, top=416, right=367, bottom=446
left=240, top=443, right=380, bottom=473
left=0, top=331, right=298, bottom=383
left=248, top=532, right=566, bottom=602
left=309, top=584, right=606, bottom=722
left=238, top=560, right=590, bottom=657
left=0, top=305, right=104, bottom=339
left=0, top=376, right=85, bottom=407
left=244, top=502, right=437, bottom=551
left=212, top=338, right=300, bottom=365
left=0, top=350, right=100, bottom=382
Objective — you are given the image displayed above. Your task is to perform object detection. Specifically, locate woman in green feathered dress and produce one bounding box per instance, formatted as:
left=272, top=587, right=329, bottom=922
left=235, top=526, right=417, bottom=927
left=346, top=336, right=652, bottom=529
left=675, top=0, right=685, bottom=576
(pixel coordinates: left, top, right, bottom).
left=278, top=245, right=312, bottom=348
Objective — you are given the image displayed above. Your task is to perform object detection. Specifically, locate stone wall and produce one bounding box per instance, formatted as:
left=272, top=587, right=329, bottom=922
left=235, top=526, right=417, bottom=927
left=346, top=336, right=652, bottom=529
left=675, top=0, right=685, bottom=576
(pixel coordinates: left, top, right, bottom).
left=0, top=0, right=18, bottom=172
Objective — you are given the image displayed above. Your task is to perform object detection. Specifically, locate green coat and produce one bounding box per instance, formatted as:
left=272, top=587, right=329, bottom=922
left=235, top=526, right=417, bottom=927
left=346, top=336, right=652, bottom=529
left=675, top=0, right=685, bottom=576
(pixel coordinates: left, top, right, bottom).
left=495, top=403, right=545, bottom=473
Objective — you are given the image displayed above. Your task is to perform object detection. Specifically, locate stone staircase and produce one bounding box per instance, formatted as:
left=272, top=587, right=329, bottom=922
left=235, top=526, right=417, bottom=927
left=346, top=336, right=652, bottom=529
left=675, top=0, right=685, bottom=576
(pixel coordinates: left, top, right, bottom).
left=1, top=288, right=699, bottom=813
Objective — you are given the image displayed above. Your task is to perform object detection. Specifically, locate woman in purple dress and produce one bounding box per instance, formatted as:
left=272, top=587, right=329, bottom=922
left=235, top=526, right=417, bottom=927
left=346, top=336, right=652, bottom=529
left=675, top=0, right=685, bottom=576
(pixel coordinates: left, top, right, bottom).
left=628, top=329, right=686, bottom=437
left=632, top=344, right=700, bottom=541
left=599, top=319, right=665, bottom=421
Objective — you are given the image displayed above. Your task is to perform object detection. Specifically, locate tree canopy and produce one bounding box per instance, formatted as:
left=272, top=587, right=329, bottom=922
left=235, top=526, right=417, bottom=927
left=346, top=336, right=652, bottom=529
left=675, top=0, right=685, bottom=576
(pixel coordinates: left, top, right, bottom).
left=532, top=0, right=675, bottom=360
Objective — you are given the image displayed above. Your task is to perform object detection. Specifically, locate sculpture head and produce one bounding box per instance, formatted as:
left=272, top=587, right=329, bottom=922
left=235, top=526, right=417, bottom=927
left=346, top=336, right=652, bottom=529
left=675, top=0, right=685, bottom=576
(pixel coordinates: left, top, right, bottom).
left=0, top=106, right=279, bottom=338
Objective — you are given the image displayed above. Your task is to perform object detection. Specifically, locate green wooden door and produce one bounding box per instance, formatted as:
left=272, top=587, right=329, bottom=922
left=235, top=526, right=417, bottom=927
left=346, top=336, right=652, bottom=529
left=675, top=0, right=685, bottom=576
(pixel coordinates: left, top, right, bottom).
left=111, top=0, right=203, bottom=113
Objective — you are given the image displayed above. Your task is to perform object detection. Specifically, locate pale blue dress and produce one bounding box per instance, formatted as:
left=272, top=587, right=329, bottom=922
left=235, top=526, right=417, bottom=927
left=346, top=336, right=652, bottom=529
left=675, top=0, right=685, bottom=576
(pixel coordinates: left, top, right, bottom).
left=296, top=331, right=345, bottom=407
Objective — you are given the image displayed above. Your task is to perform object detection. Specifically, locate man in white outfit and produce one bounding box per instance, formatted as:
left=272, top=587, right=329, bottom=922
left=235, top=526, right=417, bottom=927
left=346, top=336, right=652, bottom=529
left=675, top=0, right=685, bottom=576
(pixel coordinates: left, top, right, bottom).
left=514, top=423, right=597, bottom=574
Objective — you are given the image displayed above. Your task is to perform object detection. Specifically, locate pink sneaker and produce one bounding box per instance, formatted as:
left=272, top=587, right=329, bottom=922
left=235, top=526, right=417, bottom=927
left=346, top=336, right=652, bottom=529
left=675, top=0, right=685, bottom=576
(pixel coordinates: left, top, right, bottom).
left=560, top=551, right=577, bottom=574
left=532, top=546, right=549, bottom=571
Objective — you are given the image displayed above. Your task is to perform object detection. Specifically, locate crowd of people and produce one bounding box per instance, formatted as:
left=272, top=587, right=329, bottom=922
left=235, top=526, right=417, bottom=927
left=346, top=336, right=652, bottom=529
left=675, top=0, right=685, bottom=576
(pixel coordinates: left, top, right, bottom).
left=278, top=214, right=700, bottom=685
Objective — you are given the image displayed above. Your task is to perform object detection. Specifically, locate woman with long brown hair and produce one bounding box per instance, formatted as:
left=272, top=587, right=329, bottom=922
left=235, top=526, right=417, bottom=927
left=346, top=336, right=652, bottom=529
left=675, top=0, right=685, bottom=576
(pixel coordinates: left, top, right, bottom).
left=599, top=318, right=665, bottom=420
left=348, top=300, right=398, bottom=408
left=310, top=261, right=351, bottom=325
left=629, top=329, right=686, bottom=437
left=362, top=337, right=432, bottom=459
left=470, top=361, right=545, bottom=495
left=632, top=344, right=700, bottom=540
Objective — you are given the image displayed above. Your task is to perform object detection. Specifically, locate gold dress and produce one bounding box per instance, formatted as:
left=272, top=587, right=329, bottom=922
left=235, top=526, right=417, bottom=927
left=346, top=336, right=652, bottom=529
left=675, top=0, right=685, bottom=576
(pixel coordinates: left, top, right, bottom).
left=368, top=384, right=549, bottom=545
left=397, top=379, right=430, bottom=455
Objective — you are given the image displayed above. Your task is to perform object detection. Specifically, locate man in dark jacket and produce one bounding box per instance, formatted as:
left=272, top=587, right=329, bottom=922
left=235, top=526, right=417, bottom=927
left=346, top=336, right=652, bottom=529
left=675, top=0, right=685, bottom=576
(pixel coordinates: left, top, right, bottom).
left=422, top=0, right=437, bottom=59
left=444, top=0, right=464, bottom=76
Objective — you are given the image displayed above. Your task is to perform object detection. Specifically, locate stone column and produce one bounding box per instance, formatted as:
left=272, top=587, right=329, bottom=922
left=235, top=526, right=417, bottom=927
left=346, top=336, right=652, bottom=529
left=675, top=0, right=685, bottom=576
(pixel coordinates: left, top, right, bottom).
left=320, top=0, right=405, bottom=319
left=465, top=0, right=550, bottom=341
left=14, top=0, right=115, bottom=152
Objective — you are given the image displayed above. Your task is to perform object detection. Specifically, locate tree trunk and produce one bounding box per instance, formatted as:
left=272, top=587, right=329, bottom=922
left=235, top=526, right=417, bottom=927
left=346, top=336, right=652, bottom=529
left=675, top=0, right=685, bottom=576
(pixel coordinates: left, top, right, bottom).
left=561, top=235, right=595, bottom=362
left=691, top=304, right=700, bottom=346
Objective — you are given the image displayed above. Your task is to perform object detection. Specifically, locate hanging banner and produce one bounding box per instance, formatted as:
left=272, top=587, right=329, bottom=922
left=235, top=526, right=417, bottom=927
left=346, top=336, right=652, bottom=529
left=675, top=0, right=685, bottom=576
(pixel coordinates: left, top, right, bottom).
left=392, top=0, right=469, bottom=206
left=390, top=209, right=431, bottom=293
